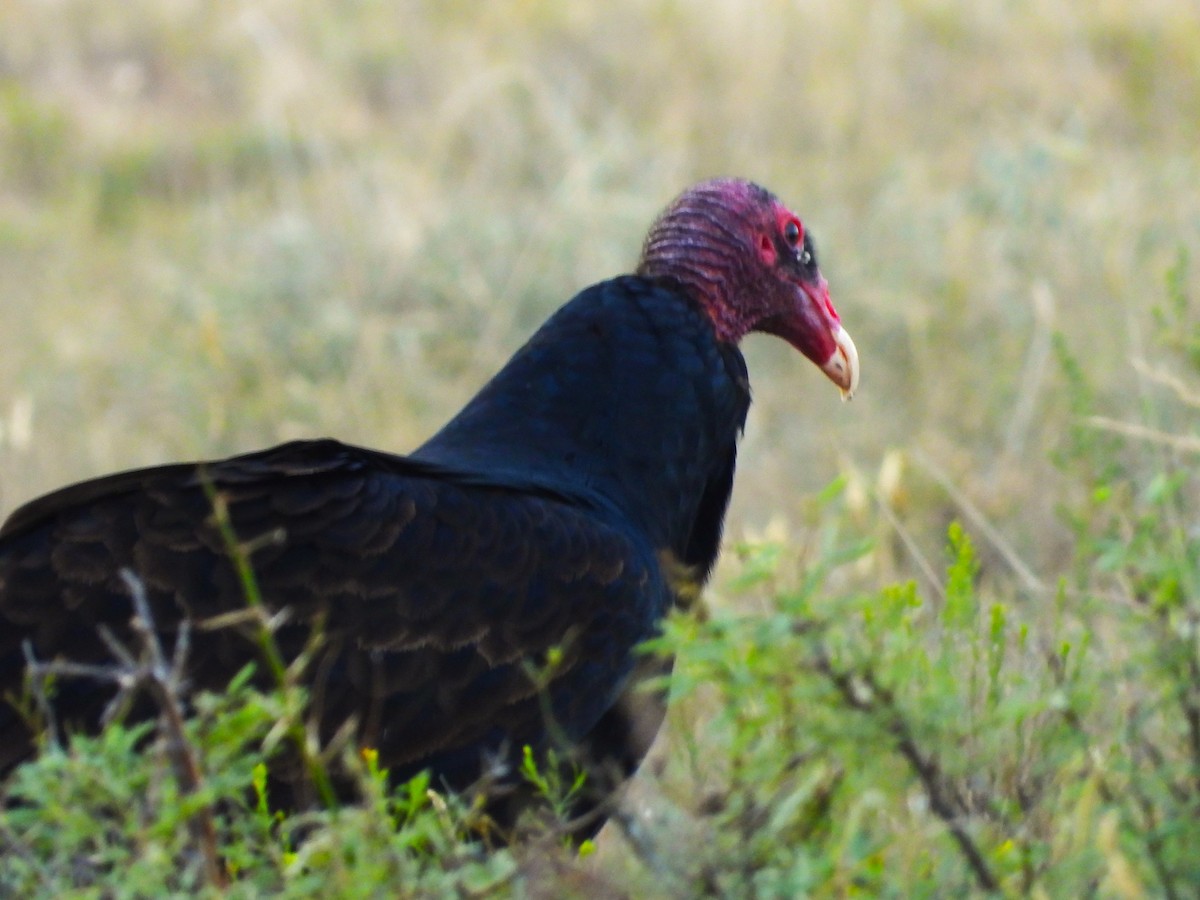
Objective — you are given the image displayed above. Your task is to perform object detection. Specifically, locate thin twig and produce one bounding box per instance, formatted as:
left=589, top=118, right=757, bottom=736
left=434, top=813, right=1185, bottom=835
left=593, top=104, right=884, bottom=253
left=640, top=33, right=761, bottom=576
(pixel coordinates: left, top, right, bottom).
left=199, top=475, right=337, bottom=809
left=21, top=573, right=228, bottom=890
left=1131, top=357, right=1200, bottom=410
left=914, top=449, right=1046, bottom=596
left=813, top=652, right=1000, bottom=894
left=21, top=640, right=61, bottom=753
left=1084, top=416, right=1200, bottom=454
left=1003, top=280, right=1056, bottom=461
left=119, top=570, right=226, bottom=890
left=873, top=490, right=946, bottom=603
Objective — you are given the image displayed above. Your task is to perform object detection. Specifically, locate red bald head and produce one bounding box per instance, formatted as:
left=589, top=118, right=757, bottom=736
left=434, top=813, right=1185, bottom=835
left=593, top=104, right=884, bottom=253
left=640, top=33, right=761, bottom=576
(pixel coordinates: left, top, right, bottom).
left=637, top=178, right=858, bottom=398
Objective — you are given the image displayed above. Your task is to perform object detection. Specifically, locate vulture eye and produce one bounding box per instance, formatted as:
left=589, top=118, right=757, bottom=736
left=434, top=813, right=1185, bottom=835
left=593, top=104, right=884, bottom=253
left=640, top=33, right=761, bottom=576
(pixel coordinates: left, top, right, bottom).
left=783, top=220, right=801, bottom=246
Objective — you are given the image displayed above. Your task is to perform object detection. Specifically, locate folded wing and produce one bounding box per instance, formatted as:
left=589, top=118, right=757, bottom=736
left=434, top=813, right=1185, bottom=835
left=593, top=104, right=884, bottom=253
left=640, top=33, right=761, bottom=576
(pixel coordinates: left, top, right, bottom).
left=0, top=439, right=667, bottom=800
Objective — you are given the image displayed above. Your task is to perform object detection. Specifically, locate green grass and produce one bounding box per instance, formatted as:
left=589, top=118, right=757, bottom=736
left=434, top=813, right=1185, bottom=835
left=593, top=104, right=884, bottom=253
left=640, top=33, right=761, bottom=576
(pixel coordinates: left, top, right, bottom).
left=2, top=0, right=1200, bottom=894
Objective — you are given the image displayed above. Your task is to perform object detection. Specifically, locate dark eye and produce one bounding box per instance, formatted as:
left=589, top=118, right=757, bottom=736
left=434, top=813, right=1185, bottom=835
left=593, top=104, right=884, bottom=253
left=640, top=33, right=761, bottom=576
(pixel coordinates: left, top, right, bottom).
left=783, top=220, right=801, bottom=246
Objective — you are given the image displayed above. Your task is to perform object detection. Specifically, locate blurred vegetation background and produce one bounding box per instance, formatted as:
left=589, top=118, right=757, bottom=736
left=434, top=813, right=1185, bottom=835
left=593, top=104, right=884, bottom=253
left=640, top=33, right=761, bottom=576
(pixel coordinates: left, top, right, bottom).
left=2, top=0, right=1200, bottom=894
left=2, top=0, right=1195, bottom=573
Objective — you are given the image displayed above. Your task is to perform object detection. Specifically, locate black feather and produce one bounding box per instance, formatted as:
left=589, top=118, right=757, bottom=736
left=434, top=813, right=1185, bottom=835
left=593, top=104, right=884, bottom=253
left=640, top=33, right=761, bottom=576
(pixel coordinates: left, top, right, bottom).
left=0, top=276, right=750, bottom=836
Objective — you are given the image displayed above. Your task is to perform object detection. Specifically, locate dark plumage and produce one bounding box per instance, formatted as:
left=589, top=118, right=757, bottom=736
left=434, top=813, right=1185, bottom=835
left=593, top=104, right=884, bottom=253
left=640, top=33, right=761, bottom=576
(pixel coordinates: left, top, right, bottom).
left=0, top=179, right=857, bottom=836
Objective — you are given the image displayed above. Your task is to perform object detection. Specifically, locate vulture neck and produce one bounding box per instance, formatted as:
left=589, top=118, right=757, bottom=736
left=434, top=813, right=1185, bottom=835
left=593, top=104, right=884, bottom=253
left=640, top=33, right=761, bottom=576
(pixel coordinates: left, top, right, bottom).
left=634, top=184, right=767, bottom=346
left=412, top=276, right=751, bottom=558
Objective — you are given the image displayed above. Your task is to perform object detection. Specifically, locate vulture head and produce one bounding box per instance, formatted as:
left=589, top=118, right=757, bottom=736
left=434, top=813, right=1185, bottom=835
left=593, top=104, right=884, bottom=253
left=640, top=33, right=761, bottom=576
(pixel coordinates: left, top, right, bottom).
left=637, top=177, right=859, bottom=398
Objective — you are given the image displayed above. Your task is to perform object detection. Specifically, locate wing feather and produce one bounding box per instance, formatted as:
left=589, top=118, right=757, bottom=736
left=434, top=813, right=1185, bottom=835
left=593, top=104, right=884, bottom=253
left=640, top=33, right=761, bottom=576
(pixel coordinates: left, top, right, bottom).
left=0, top=440, right=667, bottom=793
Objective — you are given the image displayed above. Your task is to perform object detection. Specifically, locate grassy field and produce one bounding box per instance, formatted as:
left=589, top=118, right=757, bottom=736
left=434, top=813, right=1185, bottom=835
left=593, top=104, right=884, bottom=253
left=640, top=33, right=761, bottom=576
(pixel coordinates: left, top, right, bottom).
left=2, top=0, right=1200, bottom=895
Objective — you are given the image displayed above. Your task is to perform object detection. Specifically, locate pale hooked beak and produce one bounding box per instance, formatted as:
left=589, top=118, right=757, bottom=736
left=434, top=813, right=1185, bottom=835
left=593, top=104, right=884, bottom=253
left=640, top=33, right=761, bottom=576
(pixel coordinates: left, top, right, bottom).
left=821, top=325, right=860, bottom=401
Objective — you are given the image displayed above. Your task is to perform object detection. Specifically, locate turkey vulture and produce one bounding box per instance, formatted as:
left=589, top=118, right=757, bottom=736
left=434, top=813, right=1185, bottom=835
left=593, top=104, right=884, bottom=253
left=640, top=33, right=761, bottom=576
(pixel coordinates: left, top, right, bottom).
left=0, top=178, right=857, bottom=836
